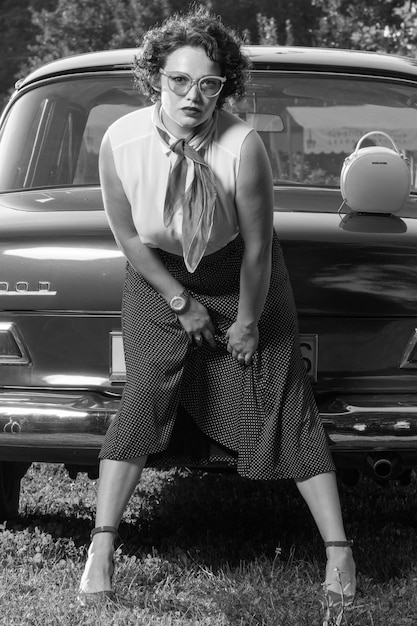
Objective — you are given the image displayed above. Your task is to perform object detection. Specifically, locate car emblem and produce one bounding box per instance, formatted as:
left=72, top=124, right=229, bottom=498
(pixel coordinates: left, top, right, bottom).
left=0, top=281, right=57, bottom=295
left=3, top=417, right=21, bottom=434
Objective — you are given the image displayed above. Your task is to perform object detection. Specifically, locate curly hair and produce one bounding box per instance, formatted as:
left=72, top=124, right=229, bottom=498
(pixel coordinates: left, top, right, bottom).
left=132, top=5, right=250, bottom=109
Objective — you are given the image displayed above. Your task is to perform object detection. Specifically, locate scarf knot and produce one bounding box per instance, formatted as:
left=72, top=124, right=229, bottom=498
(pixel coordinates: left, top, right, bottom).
left=171, top=138, right=186, bottom=155
left=154, top=104, right=217, bottom=273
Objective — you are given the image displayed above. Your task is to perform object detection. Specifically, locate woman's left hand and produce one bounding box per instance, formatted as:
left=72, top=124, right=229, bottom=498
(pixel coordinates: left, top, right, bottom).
left=226, top=322, right=259, bottom=366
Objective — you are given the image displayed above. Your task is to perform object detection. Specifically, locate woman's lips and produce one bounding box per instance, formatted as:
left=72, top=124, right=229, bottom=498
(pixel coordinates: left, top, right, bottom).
left=181, top=107, right=201, bottom=115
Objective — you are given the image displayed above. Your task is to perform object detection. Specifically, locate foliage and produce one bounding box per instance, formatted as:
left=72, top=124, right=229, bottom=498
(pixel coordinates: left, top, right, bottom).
left=1, top=462, right=417, bottom=624
left=313, top=0, right=417, bottom=54
left=18, top=0, right=171, bottom=76
left=22, top=0, right=321, bottom=74
left=1, top=0, right=417, bottom=99
left=380, top=2, right=417, bottom=56
left=0, top=0, right=56, bottom=102
left=256, top=14, right=279, bottom=46
left=204, top=0, right=321, bottom=45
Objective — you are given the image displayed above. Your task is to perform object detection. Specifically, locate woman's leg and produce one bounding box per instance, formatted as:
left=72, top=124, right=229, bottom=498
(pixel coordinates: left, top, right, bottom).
left=295, top=471, right=356, bottom=596
left=79, top=456, right=147, bottom=594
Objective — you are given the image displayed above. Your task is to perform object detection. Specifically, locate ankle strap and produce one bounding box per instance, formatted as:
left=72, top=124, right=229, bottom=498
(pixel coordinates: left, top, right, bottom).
left=324, top=540, right=353, bottom=548
left=90, top=525, right=119, bottom=540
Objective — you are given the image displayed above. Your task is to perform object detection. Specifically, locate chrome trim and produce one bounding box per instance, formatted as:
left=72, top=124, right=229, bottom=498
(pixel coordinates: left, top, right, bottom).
left=321, top=400, right=417, bottom=448
left=1, top=390, right=417, bottom=462
left=0, top=390, right=118, bottom=437
left=0, top=322, right=31, bottom=365
left=0, top=281, right=57, bottom=295
left=400, top=328, right=417, bottom=368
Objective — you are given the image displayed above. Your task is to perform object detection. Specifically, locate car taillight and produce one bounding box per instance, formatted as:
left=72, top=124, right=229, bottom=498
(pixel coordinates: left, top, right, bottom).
left=0, top=323, right=31, bottom=364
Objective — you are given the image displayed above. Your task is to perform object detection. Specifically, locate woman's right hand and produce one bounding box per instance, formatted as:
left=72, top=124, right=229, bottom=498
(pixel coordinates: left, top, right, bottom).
left=177, top=298, right=217, bottom=349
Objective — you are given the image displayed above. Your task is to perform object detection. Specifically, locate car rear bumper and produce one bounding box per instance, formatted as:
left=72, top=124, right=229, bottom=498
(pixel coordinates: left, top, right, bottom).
left=319, top=395, right=417, bottom=480
left=1, top=390, right=417, bottom=473
left=320, top=395, right=417, bottom=448
left=0, top=390, right=117, bottom=464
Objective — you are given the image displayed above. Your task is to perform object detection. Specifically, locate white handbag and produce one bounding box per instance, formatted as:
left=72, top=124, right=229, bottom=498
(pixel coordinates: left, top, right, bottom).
left=340, top=131, right=411, bottom=214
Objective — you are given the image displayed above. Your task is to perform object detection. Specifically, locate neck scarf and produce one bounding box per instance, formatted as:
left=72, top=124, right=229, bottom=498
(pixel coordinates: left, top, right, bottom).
left=154, top=103, right=218, bottom=273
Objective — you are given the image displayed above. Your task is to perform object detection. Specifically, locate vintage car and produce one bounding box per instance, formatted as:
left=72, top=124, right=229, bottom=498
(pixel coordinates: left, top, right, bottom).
left=1, top=44, right=417, bottom=519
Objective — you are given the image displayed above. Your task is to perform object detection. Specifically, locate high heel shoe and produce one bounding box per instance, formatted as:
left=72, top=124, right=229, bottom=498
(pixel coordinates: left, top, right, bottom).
left=317, top=540, right=356, bottom=626
left=77, top=525, right=119, bottom=606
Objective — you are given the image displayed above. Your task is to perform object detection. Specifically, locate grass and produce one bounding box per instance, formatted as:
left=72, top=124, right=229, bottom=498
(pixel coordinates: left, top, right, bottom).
left=0, top=463, right=416, bottom=625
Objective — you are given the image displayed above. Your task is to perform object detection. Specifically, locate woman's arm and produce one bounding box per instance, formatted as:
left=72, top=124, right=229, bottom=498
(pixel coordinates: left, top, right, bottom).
left=226, top=129, right=274, bottom=364
left=99, top=133, right=216, bottom=347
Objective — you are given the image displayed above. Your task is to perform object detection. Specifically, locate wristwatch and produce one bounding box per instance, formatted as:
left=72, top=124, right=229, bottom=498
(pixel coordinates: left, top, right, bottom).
left=169, top=289, right=189, bottom=314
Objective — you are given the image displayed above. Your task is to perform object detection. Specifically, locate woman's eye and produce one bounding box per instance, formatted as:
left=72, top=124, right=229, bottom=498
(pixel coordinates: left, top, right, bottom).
left=172, top=75, right=188, bottom=85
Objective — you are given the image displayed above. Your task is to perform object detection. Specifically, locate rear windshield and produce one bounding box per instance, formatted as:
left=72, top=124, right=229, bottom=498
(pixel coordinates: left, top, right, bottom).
left=0, top=71, right=416, bottom=192
left=0, top=75, right=148, bottom=192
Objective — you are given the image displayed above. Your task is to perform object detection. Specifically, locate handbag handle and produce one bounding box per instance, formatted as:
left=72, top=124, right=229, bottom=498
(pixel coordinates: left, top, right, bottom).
left=353, top=130, right=401, bottom=155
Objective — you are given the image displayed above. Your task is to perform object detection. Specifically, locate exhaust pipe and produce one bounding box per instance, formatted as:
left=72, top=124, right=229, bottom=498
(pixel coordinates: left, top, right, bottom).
left=366, top=455, right=399, bottom=480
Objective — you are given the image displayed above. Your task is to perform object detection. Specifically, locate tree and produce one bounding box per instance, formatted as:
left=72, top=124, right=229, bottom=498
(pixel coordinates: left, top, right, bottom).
left=207, top=0, right=321, bottom=45
left=3, top=0, right=417, bottom=107
left=257, top=14, right=279, bottom=45
left=22, top=0, right=171, bottom=75
left=0, top=0, right=56, bottom=97
left=312, top=0, right=417, bottom=53
left=17, top=0, right=323, bottom=80
left=375, top=1, right=417, bottom=56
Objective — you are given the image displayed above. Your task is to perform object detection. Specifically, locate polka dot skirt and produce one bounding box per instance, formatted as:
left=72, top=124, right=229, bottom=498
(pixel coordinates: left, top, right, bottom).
left=100, top=233, right=335, bottom=480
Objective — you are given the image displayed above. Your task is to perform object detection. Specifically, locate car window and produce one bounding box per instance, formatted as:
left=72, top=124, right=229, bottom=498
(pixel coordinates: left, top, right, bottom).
left=229, top=72, right=417, bottom=191
left=0, top=71, right=416, bottom=199
left=73, top=103, right=138, bottom=184
left=0, top=76, right=148, bottom=192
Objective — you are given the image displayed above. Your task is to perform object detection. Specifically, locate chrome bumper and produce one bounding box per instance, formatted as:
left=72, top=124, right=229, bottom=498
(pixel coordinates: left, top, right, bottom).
left=320, top=396, right=417, bottom=449
left=1, top=391, right=417, bottom=468
left=0, top=390, right=118, bottom=464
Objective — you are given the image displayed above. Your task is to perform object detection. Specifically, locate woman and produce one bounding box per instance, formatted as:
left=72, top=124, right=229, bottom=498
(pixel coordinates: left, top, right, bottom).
left=78, top=7, right=356, bottom=622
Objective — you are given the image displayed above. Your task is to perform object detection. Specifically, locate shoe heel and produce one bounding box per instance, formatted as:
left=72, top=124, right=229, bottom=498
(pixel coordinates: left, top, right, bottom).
left=319, top=540, right=356, bottom=625
left=78, top=526, right=119, bottom=605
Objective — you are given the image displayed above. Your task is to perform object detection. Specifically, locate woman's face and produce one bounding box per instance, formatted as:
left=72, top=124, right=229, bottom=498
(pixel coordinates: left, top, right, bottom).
left=159, top=46, right=222, bottom=137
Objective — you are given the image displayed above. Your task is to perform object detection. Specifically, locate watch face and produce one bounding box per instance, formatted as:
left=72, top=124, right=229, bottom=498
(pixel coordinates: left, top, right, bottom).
left=170, top=295, right=187, bottom=312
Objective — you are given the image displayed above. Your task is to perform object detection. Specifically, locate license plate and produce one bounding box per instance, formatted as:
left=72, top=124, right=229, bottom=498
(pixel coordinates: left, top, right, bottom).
left=110, top=332, right=318, bottom=383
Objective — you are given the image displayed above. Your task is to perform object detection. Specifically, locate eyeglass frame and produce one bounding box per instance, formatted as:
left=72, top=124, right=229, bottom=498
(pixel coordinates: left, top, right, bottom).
left=159, top=69, right=226, bottom=98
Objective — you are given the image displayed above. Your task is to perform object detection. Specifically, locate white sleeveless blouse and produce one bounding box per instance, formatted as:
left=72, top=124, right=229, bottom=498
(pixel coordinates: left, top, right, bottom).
left=103, top=104, right=253, bottom=257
